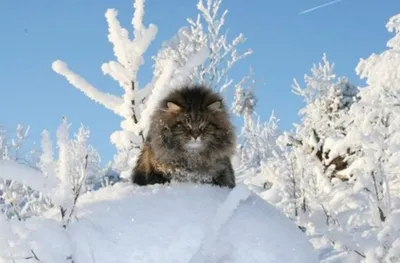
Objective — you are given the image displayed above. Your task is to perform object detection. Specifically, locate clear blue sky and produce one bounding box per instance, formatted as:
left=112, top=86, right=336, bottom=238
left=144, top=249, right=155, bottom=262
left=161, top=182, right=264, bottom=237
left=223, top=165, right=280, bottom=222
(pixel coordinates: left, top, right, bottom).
left=0, top=0, right=399, bottom=164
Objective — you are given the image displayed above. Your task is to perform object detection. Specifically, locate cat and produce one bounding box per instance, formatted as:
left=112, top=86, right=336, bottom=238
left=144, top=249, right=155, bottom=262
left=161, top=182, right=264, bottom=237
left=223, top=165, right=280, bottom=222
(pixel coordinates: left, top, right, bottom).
left=131, top=85, right=236, bottom=188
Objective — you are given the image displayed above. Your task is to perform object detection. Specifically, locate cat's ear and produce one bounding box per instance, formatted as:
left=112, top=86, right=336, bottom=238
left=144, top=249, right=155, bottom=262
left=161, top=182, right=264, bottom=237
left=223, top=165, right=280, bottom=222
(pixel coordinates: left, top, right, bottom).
left=207, top=100, right=222, bottom=111
left=166, top=102, right=182, bottom=112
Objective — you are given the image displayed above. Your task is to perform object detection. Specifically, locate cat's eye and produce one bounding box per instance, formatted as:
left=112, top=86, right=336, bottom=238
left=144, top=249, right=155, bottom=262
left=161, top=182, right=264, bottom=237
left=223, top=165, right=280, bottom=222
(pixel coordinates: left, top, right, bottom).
left=199, top=123, right=207, bottom=131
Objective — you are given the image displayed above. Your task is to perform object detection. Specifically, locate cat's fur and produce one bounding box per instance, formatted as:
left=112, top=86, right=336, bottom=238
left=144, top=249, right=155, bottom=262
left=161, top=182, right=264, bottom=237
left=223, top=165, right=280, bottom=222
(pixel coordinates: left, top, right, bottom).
left=131, top=85, right=236, bottom=188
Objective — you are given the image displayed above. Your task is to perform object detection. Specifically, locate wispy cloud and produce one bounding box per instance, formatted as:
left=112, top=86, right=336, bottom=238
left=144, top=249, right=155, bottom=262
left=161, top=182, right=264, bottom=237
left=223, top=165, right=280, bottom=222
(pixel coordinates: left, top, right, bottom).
left=299, top=0, right=344, bottom=15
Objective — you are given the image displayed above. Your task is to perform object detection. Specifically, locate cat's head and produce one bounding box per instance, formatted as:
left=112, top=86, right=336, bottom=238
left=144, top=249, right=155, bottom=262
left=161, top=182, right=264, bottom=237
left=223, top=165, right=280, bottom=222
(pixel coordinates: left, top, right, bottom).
left=149, top=85, right=235, bottom=160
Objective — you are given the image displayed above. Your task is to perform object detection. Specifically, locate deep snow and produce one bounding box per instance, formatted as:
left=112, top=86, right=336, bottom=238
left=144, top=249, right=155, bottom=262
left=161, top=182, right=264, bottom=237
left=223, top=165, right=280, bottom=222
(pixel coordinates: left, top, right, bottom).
left=1, top=179, right=318, bottom=262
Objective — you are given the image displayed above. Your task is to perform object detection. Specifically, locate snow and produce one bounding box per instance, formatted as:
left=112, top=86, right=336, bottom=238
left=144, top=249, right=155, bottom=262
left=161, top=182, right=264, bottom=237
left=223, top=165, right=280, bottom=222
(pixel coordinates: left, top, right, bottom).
left=20, top=1, right=400, bottom=262
left=0, top=175, right=318, bottom=262
left=0, top=160, right=58, bottom=197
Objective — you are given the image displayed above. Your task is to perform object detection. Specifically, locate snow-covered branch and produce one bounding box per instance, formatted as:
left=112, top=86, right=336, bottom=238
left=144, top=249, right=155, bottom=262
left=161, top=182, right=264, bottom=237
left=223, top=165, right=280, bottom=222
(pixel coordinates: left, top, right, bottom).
left=154, top=0, right=253, bottom=99
left=52, top=0, right=159, bottom=149
left=53, top=0, right=212, bottom=180
left=52, top=60, right=123, bottom=116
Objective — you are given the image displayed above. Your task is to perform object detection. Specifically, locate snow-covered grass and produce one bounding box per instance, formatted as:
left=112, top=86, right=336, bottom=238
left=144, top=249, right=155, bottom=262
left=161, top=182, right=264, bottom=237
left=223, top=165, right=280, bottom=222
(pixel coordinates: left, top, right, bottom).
left=0, top=159, right=318, bottom=262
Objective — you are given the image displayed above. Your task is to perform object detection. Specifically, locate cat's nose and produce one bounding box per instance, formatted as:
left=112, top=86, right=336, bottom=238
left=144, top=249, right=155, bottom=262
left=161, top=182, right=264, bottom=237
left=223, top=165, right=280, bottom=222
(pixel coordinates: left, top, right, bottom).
left=191, top=130, right=200, bottom=139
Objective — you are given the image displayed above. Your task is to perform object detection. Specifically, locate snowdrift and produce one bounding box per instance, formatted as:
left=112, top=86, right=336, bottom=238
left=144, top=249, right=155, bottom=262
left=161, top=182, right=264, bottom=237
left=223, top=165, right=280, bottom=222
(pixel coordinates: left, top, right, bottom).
left=2, top=182, right=318, bottom=263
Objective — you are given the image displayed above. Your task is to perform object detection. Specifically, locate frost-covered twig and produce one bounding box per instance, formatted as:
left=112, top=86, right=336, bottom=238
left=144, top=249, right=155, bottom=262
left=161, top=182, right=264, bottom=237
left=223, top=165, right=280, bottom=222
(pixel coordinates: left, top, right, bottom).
left=28, top=250, right=44, bottom=263
left=1, top=251, right=44, bottom=262
left=154, top=0, right=253, bottom=97
left=289, top=156, right=298, bottom=217
left=53, top=0, right=214, bottom=175
left=193, top=0, right=253, bottom=92
left=64, top=154, right=89, bottom=228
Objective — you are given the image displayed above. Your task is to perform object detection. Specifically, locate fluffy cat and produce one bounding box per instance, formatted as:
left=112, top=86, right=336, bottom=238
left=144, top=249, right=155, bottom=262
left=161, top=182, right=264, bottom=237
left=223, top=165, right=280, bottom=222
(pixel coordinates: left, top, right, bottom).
left=131, top=85, right=236, bottom=188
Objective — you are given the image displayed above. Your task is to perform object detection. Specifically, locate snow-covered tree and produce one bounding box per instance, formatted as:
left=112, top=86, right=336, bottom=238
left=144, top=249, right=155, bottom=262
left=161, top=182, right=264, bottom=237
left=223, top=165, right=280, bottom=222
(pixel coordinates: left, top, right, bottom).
left=341, top=13, right=400, bottom=262
left=0, top=120, right=101, bottom=260
left=256, top=14, right=400, bottom=261
left=253, top=54, right=368, bottom=261
left=0, top=124, right=50, bottom=220
left=290, top=54, right=359, bottom=181
left=231, top=68, right=258, bottom=119
left=39, top=118, right=103, bottom=218
left=153, top=0, right=253, bottom=94
left=0, top=124, right=39, bottom=167
left=237, top=113, right=279, bottom=172
left=52, top=0, right=211, bottom=178
left=55, top=119, right=103, bottom=193
left=0, top=119, right=102, bottom=223
left=263, top=55, right=359, bottom=222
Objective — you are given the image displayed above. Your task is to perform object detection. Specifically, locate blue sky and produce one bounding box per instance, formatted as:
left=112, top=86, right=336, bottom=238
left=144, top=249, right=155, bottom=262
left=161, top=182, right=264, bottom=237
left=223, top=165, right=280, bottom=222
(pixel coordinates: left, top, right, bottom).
left=0, top=0, right=399, bottom=164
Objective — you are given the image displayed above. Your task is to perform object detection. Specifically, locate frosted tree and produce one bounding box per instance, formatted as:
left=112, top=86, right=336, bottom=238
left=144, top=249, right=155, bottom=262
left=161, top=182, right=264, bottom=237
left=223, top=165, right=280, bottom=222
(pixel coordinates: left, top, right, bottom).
left=56, top=120, right=102, bottom=193
left=301, top=14, right=400, bottom=261
left=261, top=15, right=400, bottom=261
left=0, top=124, right=39, bottom=167
left=52, top=0, right=158, bottom=169
left=0, top=118, right=103, bottom=261
left=342, top=13, right=400, bottom=262
left=231, top=68, right=258, bottom=119
left=292, top=54, right=359, bottom=138
left=0, top=118, right=102, bottom=222
left=52, top=0, right=208, bottom=177
left=288, top=56, right=365, bottom=260
left=228, top=66, right=282, bottom=186
left=237, top=113, right=279, bottom=171
left=153, top=0, right=254, bottom=100
left=254, top=55, right=367, bottom=261
left=44, top=118, right=103, bottom=219
left=0, top=124, right=49, bottom=220
left=264, top=56, right=357, bottom=222
left=290, top=54, right=359, bottom=181
left=260, top=132, right=337, bottom=235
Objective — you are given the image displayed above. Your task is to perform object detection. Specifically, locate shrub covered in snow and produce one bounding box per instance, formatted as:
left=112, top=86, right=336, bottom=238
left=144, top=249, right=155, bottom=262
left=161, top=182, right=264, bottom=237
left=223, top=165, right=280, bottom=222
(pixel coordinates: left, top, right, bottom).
left=0, top=124, right=51, bottom=220
left=254, top=14, right=400, bottom=262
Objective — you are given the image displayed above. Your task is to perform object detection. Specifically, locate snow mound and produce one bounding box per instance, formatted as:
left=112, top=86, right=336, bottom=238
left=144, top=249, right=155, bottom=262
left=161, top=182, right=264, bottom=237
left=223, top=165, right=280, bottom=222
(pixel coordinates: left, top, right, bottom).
left=12, top=182, right=317, bottom=263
